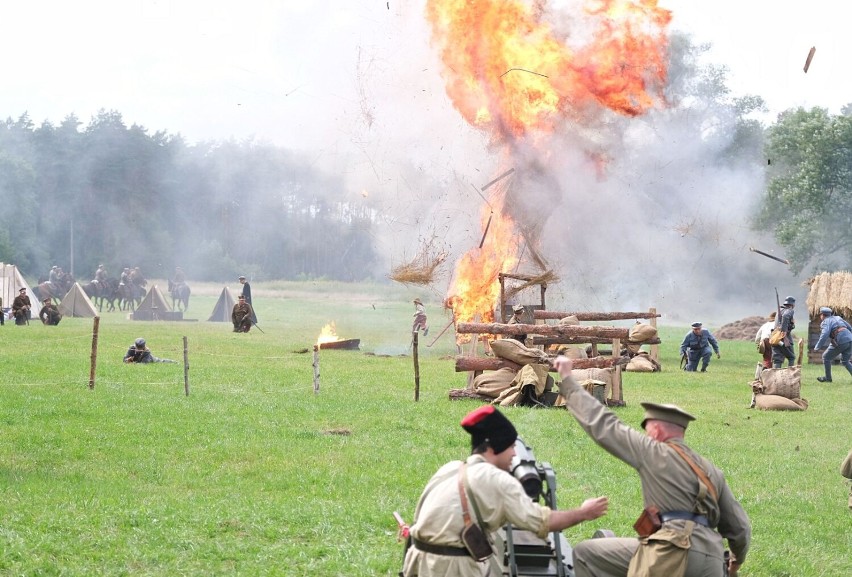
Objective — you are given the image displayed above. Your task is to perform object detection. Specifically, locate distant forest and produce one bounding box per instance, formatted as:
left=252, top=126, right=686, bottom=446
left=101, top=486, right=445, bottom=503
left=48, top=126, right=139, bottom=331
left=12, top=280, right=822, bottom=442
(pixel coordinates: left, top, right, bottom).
left=0, top=110, right=377, bottom=283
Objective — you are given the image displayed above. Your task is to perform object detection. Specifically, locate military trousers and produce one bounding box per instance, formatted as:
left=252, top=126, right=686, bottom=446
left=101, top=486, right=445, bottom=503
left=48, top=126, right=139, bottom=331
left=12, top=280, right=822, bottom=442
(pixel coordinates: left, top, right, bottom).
left=822, top=340, right=852, bottom=381
left=684, top=347, right=712, bottom=371
left=771, top=343, right=795, bottom=368
left=572, top=536, right=725, bottom=577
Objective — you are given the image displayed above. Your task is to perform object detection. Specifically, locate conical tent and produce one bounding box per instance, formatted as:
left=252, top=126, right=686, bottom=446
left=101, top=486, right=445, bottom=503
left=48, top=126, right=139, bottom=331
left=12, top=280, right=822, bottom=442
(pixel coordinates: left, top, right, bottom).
left=0, top=263, right=38, bottom=310
left=208, top=286, right=236, bottom=322
left=131, top=285, right=173, bottom=321
left=58, top=283, right=98, bottom=318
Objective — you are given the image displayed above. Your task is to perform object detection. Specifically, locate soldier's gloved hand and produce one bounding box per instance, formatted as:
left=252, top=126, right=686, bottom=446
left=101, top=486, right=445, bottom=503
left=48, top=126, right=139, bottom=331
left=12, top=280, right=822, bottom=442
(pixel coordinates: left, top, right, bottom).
left=716, top=353, right=721, bottom=359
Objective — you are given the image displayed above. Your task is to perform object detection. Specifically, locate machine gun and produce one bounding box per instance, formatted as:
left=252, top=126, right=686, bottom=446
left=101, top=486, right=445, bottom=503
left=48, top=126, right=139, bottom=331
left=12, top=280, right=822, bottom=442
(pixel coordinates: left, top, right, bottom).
left=501, top=438, right=575, bottom=577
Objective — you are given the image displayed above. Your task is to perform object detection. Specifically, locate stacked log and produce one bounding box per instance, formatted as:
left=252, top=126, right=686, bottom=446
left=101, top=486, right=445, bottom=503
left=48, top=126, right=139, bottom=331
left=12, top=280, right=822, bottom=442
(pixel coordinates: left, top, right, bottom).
left=455, top=355, right=626, bottom=373
left=534, top=311, right=661, bottom=321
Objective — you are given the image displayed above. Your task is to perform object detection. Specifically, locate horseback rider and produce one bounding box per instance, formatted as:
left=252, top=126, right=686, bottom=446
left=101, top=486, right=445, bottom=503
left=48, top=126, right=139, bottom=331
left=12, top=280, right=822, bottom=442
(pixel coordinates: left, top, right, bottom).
left=47, top=265, right=60, bottom=288
left=119, top=267, right=130, bottom=286
left=94, top=264, right=107, bottom=284
left=173, top=266, right=186, bottom=286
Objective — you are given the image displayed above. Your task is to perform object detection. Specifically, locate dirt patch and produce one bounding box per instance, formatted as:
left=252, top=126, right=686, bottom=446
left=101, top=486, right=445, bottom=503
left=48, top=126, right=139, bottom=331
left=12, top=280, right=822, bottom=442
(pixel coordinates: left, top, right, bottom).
left=716, top=316, right=766, bottom=340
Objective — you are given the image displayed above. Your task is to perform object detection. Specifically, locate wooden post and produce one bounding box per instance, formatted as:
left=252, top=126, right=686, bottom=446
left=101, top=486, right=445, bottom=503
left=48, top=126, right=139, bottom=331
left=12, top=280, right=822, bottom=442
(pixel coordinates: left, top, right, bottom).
left=312, top=345, right=320, bottom=394
left=649, top=307, right=659, bottom=363
left=88, top=316, right=100, bottom=390
left=413, top=331, right=421, bottom=401
left=611, top=338, right=622, bottom=402
left=183, top=336, right=189, bottom=396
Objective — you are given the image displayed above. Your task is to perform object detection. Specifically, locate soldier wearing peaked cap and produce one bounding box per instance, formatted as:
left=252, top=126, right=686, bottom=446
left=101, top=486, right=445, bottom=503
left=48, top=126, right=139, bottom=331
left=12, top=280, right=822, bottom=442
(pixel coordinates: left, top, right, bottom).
left=813, top=306, right=852, bottom=382
left=506, top=304, right=528, bottom=344
left=401, top=405, right=608, bottom=577
left=771, top=296, right=796, bottom=368
left=553, top=356, right=751, bottom=577
left=412, top=298, right=428, bottom=336
left=679, top=322, right=720, bottom=372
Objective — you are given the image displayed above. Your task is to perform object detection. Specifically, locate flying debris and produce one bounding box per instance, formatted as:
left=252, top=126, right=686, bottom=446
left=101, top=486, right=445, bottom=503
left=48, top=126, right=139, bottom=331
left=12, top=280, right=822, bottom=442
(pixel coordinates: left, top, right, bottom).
left=749, top=247, right=789, bottom=265
left=803, top=47, right=816, bottom=73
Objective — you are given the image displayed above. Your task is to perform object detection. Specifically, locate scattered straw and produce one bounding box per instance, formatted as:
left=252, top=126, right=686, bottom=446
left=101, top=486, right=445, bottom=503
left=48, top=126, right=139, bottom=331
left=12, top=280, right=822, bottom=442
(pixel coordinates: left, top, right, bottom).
left=390, top=238, right=448, bottom=286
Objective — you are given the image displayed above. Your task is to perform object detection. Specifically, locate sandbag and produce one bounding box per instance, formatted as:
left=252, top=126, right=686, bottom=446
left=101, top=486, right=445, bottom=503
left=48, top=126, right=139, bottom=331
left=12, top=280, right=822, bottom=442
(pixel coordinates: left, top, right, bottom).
left=841, top=449, right=852, bottom=480
left=573, top=367, right=614, bottom=400
left=628, top=322, right=658, bottom=343
left=472, top=368, right=517, bottom=399
left=548, top=345, right=588, bottom=359
left=626, top=352, right=659, bottom=372
left=490, top=339, right=548, bottom=365
left=754, top=394, right=808, bottom=411
left=559, top=316, right=580, bottom=326
left=757, top=366, right=801, bottom=399
left=494, top=364, right=552, bottom=407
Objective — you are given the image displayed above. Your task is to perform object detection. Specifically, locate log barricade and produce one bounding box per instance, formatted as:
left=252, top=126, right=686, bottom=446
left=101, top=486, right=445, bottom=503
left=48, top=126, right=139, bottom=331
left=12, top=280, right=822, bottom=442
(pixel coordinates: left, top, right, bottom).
left=454, top=308, right=660, bottom=403
left=454, top=355, right=625, bottom=373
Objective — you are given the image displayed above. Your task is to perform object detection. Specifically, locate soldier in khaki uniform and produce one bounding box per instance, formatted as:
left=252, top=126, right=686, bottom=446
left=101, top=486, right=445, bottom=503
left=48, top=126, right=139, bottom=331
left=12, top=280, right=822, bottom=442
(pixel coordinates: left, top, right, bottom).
left=553, top=356, right=751, bottom=577
left=402, top=405, right=608, bottom=577
left=231, top=295, right=254, bottom=332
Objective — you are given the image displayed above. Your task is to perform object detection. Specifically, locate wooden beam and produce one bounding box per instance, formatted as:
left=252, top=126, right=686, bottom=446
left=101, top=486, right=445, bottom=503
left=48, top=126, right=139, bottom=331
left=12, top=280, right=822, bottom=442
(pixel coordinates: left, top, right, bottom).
left=534, top=311, right=661, bottom=321
left=455, top=355, right=626, bottom=373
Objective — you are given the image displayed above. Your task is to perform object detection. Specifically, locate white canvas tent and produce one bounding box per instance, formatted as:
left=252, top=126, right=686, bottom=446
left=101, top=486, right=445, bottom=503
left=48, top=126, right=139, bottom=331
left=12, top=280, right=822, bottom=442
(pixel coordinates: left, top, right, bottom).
left=58, top=283, right=99, bottom=318
left=0, top=263, right=38, bottom=312
left=208, top=286, right=236, bottom=322
left=131, top=285, right=174, bottom=321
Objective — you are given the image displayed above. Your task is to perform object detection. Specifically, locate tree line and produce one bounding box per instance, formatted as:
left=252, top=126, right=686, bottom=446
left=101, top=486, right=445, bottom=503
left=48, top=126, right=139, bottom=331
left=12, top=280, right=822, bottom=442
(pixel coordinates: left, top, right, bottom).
left=0, top=110, right=377, bottom=283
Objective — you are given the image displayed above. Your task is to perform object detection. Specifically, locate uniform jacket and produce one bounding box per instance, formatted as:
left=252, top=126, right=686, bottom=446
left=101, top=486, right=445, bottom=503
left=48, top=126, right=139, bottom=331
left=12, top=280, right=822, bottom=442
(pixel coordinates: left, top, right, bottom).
left=12, top=294, right=31, bottom=313
left=559, top=375, right=751, bottom=565
left=403, top=454, right=551, bottom=577
left=232, top=302, right=254, bottom=324
left=124, top=347, right=154, bottom=363
left=815, top=315, right=852, bottom=350
left=774, top=307, right=795, bottom=346
left=679, top=329, right=719, bottom=356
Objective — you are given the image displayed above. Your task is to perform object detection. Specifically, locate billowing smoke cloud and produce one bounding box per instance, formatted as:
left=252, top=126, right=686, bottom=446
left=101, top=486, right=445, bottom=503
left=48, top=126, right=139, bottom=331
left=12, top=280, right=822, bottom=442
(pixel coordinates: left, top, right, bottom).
left=340, top=1, right=801, bottom=327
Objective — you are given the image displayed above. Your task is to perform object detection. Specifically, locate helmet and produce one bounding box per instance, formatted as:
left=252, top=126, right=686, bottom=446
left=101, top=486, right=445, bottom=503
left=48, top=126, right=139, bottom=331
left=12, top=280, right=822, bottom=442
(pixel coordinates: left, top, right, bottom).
left=783, top=296, right=796, bottom=306
left=819, top=306, right=833, bottom=316
left=135, top=338, right=146, bottom=348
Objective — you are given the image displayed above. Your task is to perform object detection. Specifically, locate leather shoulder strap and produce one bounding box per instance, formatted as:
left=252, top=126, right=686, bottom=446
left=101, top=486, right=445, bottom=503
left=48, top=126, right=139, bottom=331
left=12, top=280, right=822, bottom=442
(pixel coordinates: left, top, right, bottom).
left=457, top=462, right=473, bottom=527
left=667, top=442, right=718, bottom=502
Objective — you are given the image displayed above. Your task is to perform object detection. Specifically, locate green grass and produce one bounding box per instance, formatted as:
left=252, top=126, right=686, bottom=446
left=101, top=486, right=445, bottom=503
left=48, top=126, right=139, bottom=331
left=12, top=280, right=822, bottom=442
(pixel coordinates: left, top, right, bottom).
left=0, top=283, right=850, bottom=576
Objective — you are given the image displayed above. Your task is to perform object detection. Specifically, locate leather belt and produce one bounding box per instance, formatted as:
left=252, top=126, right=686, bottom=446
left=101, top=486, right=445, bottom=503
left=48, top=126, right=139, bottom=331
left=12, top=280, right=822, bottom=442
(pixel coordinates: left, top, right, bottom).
left=660, top=511, right=710, bottom=527
left=412, top=537, right=469, bottom=557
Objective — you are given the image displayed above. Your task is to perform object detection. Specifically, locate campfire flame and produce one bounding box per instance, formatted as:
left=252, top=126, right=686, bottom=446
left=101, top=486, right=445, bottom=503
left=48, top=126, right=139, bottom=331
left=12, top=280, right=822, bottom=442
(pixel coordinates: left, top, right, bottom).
left=317, top=322, right=342, bottom=345
left=428, top=0, right=671, bottom=328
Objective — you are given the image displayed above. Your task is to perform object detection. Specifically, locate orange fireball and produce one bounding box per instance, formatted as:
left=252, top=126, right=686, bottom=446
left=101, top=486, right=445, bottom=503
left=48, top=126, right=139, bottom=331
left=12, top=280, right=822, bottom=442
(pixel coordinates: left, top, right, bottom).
left=428, top=0, right=671, bottom=330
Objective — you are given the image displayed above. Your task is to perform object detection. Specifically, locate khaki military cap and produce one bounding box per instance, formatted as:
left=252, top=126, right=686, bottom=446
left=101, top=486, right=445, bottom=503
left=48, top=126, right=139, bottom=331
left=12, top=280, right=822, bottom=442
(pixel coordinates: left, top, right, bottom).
left=640, top=401, right=695, bottom=430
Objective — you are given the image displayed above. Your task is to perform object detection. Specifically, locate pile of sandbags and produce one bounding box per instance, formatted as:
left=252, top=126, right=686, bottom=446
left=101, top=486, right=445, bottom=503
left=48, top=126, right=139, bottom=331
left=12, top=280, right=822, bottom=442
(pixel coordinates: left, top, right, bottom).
left=750, top=365, right=808, bottom=410
left=472, top=339, right=554, bottom=406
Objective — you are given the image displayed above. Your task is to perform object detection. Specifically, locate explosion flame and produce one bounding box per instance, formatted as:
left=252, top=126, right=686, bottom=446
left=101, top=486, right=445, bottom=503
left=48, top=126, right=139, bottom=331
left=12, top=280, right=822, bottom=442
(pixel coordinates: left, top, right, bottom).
left=427, top=0, right=671, bottom=325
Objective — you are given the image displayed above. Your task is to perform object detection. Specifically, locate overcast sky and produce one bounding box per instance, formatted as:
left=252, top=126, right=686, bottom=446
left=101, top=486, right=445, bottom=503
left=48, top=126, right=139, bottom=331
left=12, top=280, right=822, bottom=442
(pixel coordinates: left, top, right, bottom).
left=2, top=0, right=849, bottom=150
left=2, top=0, right=844, bottom=320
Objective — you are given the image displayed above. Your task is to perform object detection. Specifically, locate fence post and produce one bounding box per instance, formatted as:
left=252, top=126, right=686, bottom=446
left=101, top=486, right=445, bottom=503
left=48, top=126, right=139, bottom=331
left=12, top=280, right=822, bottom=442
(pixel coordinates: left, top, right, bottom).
left=183, top=336, right=189, bottom=396
left=88, top=316, right=100, bottom=390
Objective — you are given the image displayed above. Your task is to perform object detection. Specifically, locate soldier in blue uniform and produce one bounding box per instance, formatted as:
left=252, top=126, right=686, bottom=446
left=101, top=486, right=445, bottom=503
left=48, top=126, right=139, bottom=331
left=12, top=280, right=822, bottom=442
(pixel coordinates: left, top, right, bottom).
left=679, top=322, right=720, bottom=372
left=813, top=306, right=852, bottom=382
left=771, top=296, right=796, bottom=368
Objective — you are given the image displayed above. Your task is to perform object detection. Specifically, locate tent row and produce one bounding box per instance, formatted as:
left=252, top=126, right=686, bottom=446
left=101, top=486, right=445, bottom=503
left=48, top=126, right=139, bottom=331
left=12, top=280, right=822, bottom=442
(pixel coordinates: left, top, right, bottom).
left=1, top=265, right=238, bottom=323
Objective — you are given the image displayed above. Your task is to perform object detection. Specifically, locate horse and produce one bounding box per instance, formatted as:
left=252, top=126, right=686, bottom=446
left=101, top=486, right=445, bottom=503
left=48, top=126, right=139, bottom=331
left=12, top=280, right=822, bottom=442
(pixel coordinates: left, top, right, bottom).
left=82, top=278, right=119, bottom=312
left=36, top=273, right=74, bottom=305
left=116, top=282, right=142, bottom=311
left=168, top=279, right=191, bottom=312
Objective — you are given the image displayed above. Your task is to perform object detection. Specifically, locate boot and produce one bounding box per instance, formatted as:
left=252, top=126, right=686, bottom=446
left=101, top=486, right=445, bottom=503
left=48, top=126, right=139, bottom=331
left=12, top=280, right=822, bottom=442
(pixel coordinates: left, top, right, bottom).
left=817, top=376, right=832, bottom=382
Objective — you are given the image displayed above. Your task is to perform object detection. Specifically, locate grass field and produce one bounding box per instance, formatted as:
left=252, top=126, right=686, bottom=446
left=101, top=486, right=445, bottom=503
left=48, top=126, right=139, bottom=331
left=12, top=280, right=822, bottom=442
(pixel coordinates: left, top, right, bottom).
left=1, top=280, right=850, bottom=576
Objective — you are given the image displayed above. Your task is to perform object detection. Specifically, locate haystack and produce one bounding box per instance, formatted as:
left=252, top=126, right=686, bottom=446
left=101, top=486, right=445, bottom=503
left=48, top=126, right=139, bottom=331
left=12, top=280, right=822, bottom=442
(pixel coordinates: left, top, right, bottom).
left=805, top=271, right=852, bottom=319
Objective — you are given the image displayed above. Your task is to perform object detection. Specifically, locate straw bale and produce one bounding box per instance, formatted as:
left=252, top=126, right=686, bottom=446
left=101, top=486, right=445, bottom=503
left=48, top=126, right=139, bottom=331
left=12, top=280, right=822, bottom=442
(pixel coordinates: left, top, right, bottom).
left=806, top=271, right=852, bottom=319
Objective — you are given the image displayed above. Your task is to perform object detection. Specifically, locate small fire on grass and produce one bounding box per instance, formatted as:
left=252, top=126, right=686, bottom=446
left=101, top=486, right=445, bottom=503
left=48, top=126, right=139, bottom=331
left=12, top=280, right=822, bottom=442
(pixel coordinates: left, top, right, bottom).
left=317, top=322, right=342, bottom=346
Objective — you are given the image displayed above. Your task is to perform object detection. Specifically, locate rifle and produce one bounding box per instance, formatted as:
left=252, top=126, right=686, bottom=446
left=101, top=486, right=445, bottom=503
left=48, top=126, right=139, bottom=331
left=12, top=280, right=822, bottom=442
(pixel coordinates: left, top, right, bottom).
left=774, top=288, right=782, bottom=327
left=251, top=318, right=265, bottom=334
